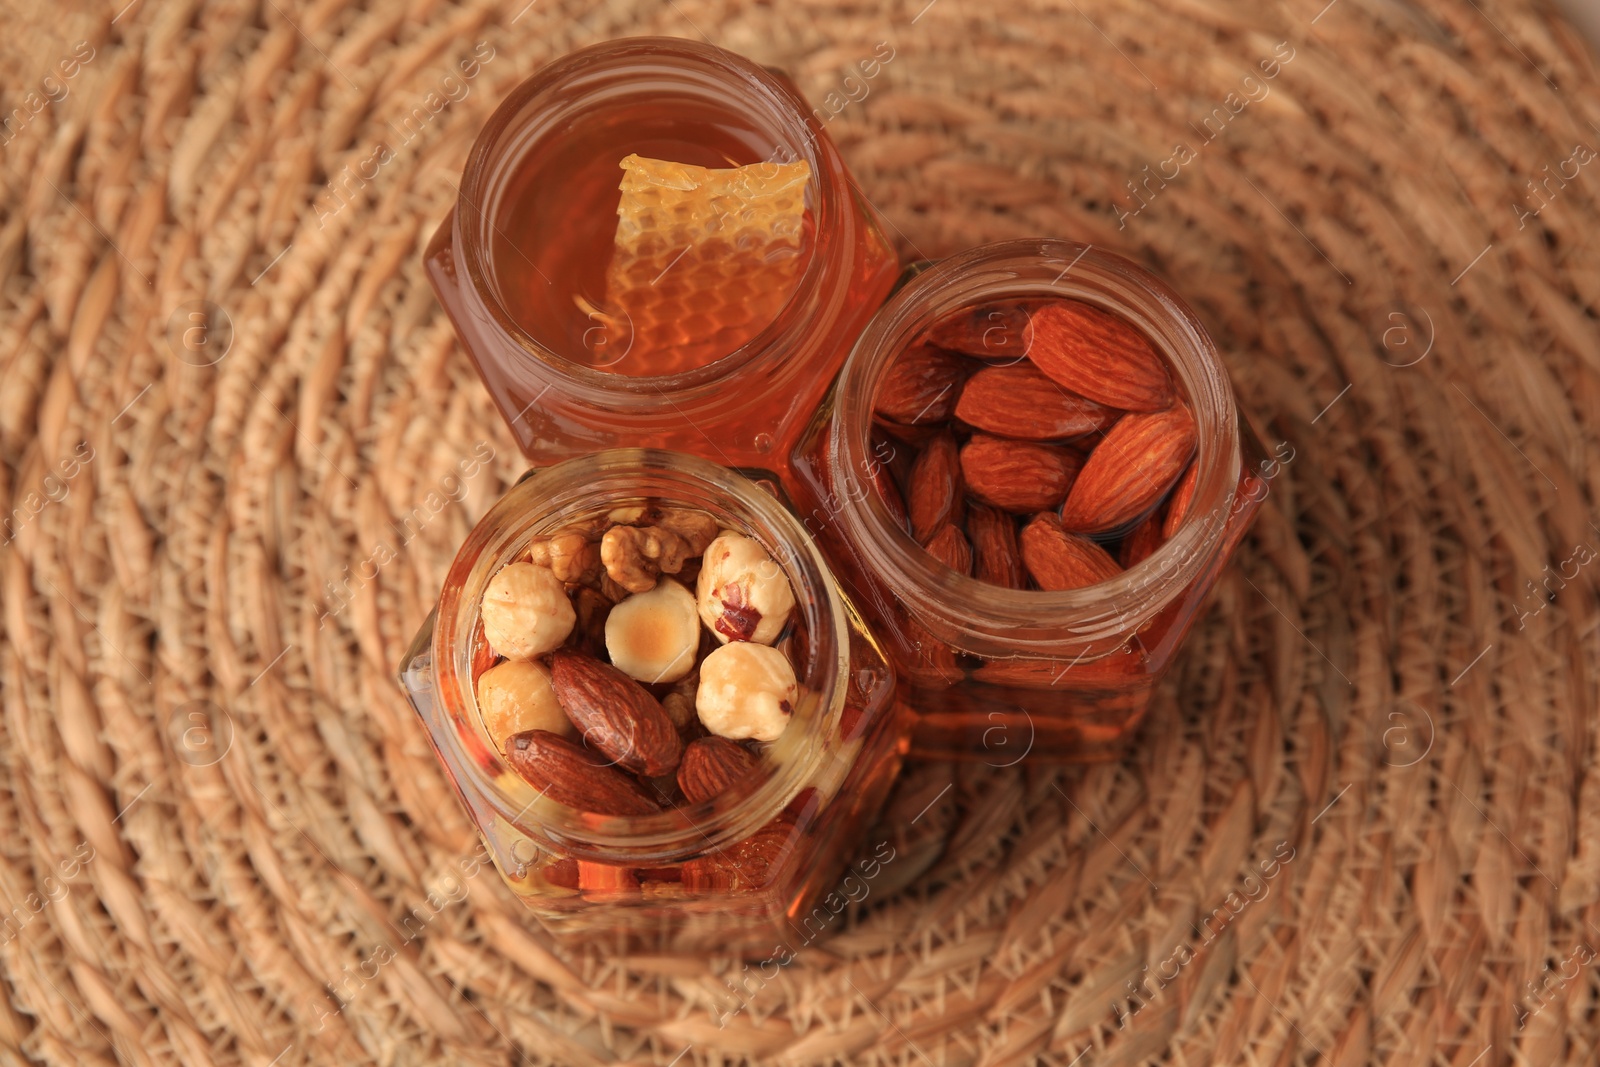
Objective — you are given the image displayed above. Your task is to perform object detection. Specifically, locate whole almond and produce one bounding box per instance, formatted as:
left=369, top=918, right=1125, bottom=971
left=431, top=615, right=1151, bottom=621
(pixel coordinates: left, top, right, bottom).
left=908, top=432, right=963, bottom=541
left=1121, top=510, right=1166, bottom=567
left=871, top=460, right=909, bottom=532
left=1161, top=460, right=1200, bottom=539
left=960, top=434, right=1082, bottom=514
left=839, top=702, right=868, bottom=741
left=1019, top=513, right=1123, bottom=590
left=922, top=299, right=1035, bottom=360
left=577, top=861, right=640, bottom=891
left=873, top=418, right=942, bottom=448
left=905, top=616, right=963, bottom=685
left=874, top=344, right=969, bottom=424
left=1026, top=301, right=1174, bottom=412
left=955, top=363, right=1119, bottom=440
left=967, top=503, right=1025, bottom=588
left=549, top=649, right=684, bottom=776
left=1059, top=406, right=1196, bottom=533
left=681, top=815, right=795, bottom=891
left=923, top=523, right=973, bottom=576
left=503, top=730, right=662, bottom=816
left=542, top=857, right=580, bottom=887
left=678, top=736, right=758, bottom=804
left=971, top=653, right=1140, bottom=686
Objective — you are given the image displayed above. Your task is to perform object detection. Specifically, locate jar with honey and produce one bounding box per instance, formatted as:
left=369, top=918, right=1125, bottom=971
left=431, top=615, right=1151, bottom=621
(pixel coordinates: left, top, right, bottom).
left=424, top=37, right=901, bottom=494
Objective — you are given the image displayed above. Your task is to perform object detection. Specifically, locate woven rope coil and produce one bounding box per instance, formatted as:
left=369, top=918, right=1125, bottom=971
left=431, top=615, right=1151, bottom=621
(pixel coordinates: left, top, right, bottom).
left=2, top=0, right=1599, bottom=1064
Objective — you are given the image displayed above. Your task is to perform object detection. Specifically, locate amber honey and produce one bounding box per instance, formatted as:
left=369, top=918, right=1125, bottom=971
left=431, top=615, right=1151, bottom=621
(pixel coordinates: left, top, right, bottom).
left=484, top=100, right=814, bottom=376
left=429, top=38, right=898, bottom=485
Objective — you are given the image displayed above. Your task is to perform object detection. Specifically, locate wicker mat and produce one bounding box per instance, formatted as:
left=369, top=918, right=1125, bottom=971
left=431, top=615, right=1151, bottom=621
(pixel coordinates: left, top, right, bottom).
left=3, top=0, right=1600, bottom=1064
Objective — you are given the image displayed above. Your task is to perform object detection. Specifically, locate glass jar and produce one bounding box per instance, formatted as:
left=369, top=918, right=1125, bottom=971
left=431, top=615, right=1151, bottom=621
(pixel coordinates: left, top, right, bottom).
left=424, top=37, right=900, bottom=490
left=792, top=240, right=1269, bottom=763
left=398, top=450, right=908, bottom=951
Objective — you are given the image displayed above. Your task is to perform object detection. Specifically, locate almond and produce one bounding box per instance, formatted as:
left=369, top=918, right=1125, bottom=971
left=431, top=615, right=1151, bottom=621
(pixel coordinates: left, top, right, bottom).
left=577, top=861, right=640, bottom=892
left=839, top=702, right=868, bottom=742
left=922, top=299, right=1036, bottom=360
left=542, top=857, right=580, bottom=888
left=503, top=730, right=662, bottom=816
left=923, top=523, right=973, bottom=576
left=873, top=417, right=942, bottom=448
left=907, top=432, right=963, bottom=541
left=955, top=363, right=1119, bottom=440
left=904, top=615, right=964, bottom=685
left=549, top=649, right=684, bottom=776
left=677, top=736, right=758, bottom=804
left=967, top=503, right=1025, bottom=588
left=1161, top=460, right=1199, bottom=539
left=871, top=460, right=909, bottom=532
left=874, top=343, right=969, bottom=424
left=970, top=653, right=1141, bottom=686
left=1120, top=510, right=1166, bottom=567
left=680, top=815, right=796, bottom=891
left=784, top=786, right=824, bottom=831
left=1019, top=513, right=1123, bottom=590
left=1026, top=301, right=1174, bottom=412
left=1058, top=406, right=1196, bottom=533
left=960, top=434, right=1081, bottom=514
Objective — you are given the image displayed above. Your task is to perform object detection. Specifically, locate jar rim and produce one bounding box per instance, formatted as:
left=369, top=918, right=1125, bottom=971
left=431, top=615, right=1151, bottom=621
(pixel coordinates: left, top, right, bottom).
left=431, top=449, right=850, bottom=862
left=455, top=37, right=845, bottom=406
left=829, top=239, right=1246, bottom=656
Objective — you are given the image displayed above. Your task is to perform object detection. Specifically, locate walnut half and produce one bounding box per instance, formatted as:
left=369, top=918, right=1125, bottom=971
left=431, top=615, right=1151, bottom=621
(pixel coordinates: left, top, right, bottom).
left=527, top=529, right=603, bottom=584
left=601, top=525, right=691, bottom=593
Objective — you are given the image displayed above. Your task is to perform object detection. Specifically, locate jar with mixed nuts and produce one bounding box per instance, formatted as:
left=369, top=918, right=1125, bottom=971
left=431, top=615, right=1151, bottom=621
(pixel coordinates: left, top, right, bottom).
left=399, top=450, right=908, bottom=950
left=792, top=240, right=1270, bottom=762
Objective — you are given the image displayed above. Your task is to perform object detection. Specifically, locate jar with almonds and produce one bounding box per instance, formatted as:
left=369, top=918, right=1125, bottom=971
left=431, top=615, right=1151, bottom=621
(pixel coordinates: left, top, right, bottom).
left=425, top=37, right=899, bottom=489
left=792, top=241, right=1270, bottom=762
left=399, top=450, right=908, bottom=949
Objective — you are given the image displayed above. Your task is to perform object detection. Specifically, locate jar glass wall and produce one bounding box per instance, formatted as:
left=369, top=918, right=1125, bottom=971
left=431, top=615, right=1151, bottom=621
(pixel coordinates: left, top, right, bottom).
left=792, top=240, right=1268, bottom=762
left=425, top=38, right=900, bottom=491
left=398, top=450, right=907, bottom=951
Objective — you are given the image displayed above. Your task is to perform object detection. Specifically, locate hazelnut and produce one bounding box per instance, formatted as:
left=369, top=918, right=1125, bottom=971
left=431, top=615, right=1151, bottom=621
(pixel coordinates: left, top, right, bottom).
left=604, top=579, right=700, bottom=684
left=475, top=660, right=573, bottom=750
left=696, top=642, right=797, bottom=742
left=480, top=562, right=576, bottom=660
left=696, top=532, right=795, bottom=645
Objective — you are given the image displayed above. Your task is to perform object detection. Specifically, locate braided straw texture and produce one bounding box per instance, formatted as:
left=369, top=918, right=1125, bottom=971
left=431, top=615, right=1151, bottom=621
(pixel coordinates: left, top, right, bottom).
left=4, top=0, right=1600, bottom=1064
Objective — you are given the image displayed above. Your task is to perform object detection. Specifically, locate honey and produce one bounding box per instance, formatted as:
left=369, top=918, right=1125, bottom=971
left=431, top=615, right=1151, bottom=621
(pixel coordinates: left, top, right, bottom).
left=428, top=38, right=898, bottom=485
left=485, top=110, right=814, bottom=376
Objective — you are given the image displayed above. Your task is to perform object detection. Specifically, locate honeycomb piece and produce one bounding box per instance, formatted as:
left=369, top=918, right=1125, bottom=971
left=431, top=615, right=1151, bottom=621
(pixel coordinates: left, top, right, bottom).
left=594, top=153, right=811, bottom=375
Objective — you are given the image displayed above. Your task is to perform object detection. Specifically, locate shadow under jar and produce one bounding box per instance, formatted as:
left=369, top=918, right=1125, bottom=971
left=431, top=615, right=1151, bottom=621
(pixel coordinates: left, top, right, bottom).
left=424, top=38, right=900, bottom=490
left=791, top=240, right=1270, bottom=763
left=398, top=451, right=907, bottom=952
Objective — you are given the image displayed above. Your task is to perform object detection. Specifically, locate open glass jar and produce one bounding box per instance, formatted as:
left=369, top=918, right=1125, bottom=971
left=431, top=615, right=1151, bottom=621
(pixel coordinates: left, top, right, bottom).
left=792, top=240, right=1269, bottom=762
left=398, top=450, right=907, bottom=951
left=424, top=37, right=900, bottom=488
